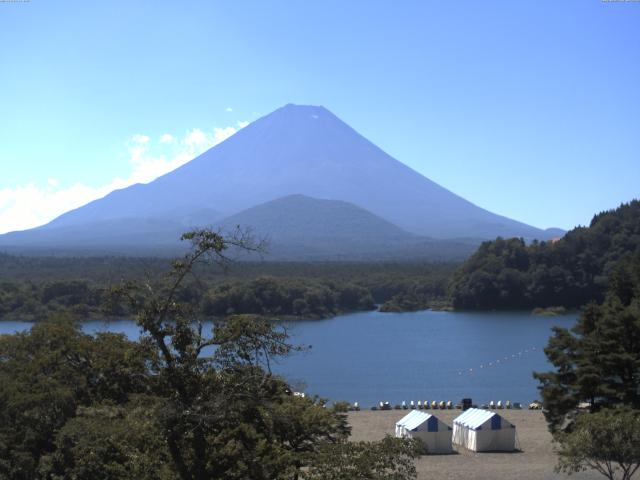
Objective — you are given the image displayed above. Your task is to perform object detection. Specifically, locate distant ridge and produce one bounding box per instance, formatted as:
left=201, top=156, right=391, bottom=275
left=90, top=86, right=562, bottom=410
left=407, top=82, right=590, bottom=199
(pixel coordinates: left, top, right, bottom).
left=0, top=104, right=563, bottom=258
left=215, top=194, right=476, bottom=260
left=0, top=195, right=478, bottom=260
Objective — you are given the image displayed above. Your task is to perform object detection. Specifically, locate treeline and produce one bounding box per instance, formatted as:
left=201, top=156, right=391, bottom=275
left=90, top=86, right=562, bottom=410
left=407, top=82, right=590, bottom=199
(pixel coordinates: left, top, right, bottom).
left=0, top=229, right=423, bottom=479
left=0, top=262, right=457, bottom=320
left=202, top=277, right=374, bottom=318
left=449, top=200, right=640, bottom=310
left=0, top=280, right=111, bottom=320
left=376, top=273, right=452, bottom=312
left=0, top=277, right=373, bottom=321
left=0, top=254, right=454, bottom=284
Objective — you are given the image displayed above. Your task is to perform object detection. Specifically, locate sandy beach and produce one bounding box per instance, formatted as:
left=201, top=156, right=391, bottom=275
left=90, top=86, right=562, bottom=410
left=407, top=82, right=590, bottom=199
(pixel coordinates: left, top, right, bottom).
left=348, top=409, right=604, bottom=480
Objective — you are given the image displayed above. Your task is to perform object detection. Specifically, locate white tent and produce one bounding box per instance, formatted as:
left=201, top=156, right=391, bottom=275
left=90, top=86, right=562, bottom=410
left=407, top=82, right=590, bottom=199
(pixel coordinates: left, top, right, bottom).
left=452, top=408, right=516, bottom=452
left=395, top=410, right=453, bottom=454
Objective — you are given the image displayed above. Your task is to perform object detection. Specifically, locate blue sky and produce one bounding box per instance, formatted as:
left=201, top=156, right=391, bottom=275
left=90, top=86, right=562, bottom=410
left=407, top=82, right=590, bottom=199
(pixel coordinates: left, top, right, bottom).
left=0, top=0, right=638, bottom=233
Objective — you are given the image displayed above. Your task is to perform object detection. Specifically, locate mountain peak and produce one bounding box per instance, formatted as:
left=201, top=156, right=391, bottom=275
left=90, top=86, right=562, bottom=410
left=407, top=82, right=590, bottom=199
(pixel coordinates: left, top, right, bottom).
left=266, top=103, right=331, bottom=123
left=1, top=103, right=560, bottom=250
left=280, top=103, right=326, bottom=112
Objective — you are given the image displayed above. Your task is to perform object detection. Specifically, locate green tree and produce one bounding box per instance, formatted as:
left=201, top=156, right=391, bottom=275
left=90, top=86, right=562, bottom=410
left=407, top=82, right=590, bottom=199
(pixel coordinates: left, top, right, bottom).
left=303, top=435, right=421, bottom=480
left=114, top=229, right=352, bottom=480
left=555, top=408, right=640, bottom=480
left=39, top=401, right=173, bottom=480
left=534, top=253, right=640, bottom=431
left=0, top=314, right=150, bottom=480
left=449, top=200, right=640, bottom=310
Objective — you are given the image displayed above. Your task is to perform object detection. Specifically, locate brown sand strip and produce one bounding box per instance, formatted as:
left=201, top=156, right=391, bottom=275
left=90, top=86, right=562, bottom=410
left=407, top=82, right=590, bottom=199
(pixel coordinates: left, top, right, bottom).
left=348, top=409, right=604, bottom=480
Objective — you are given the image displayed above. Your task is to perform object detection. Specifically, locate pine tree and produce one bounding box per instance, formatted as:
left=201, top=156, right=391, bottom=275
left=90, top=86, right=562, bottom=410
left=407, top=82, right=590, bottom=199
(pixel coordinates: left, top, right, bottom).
left=534, top=252, right=640, bottom=432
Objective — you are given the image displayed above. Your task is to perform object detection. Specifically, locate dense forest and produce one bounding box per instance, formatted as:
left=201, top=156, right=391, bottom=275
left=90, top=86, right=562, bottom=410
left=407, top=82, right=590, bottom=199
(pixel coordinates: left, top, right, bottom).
left=0, top=256, right=455, bottom=321
left=2, top=200, right=638, bottom=320
left=0, top=230, right=421, bottom=480
left=449, top=201, right=640, bottom=310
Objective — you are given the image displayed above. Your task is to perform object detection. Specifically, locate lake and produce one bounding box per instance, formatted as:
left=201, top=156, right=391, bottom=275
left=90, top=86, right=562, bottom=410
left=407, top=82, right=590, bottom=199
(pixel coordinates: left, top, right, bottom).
left=0, top=310, right=577, bottom=407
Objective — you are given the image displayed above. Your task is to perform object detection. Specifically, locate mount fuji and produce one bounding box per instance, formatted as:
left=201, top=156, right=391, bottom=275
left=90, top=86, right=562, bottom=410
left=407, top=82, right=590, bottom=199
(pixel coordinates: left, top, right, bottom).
left=0, top=104, right=561, bottom=258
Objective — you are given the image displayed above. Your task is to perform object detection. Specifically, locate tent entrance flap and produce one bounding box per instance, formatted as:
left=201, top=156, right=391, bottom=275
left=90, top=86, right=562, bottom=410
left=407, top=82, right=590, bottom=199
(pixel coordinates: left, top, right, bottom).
left=427, top=416, right=438, bottom=432
left=491, top=415, right=501, bottom=430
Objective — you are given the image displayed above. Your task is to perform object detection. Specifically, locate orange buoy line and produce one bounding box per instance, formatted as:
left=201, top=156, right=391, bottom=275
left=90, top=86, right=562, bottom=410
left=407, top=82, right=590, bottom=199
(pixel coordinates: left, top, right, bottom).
left=456, top=346, right=541, bottom=376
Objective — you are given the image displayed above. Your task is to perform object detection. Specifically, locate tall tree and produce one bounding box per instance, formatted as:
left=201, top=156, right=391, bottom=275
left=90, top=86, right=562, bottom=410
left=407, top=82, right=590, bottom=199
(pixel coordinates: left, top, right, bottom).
left=555, top=408, right=640, bottom=480
left=534, top=252, right=640, bottom=431
left=113, top=229, right=352, bottom=480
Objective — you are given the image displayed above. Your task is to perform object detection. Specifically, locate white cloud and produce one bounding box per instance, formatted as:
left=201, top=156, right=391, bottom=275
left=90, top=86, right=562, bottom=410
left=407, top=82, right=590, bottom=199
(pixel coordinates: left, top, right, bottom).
left=213, top=126, right=238, bottom=144
left=131, top=134, right=150, bottom=144
left=0, top=120, right=250, bottom=234
left=225, top=107, right=233, bottom=112
left=184, top=128, right=211, bottom=148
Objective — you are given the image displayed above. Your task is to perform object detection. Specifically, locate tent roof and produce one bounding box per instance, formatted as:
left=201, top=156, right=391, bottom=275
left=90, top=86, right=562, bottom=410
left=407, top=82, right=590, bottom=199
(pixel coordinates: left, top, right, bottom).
left=453, top=408, right=505, bottom=430
left=396, top=410, right=437, bottom=431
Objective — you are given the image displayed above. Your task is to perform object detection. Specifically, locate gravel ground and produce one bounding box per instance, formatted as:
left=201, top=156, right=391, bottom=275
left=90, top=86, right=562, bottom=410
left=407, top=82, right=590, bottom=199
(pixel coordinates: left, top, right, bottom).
left=348, top=409, right=605, bottom=480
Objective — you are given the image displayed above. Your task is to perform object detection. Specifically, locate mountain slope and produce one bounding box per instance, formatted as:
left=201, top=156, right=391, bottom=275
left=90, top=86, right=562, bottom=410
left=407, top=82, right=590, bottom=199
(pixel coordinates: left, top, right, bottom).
left=33, top=104, right=556, bottom=240
left=215, top=194, right=476, bottom=260
left=0, top=195, right=477, bottom=260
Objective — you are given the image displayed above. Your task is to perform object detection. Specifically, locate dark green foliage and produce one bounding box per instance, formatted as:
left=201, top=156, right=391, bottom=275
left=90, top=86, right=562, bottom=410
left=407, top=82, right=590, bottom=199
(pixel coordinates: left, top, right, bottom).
left=0, top=314, right=151, bottom=480
left=0, top=258, right=457, bottom=320
left=303, top=435, right=422, bottom=480
left=379, top=293, right=428, bottom=312
left=202, top=276, right=375, bottom=318
left=0, top=229, right=420, bottom=480
left=39, top=402, right=173, bottom=480
left=534, top=251, right=640, bottom=432
left=555, top=408, right=640, bottom=480
left=0, top=280, right=111, bottom=320
left=377, top=270, right=452, bottom=312
left=450, top=200, right=640, bottom=310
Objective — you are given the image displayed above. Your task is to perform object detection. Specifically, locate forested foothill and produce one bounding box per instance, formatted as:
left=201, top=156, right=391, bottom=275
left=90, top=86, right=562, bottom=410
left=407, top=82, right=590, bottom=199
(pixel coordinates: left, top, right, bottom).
left=449, top=200, right=640, bottom=310
left=0, top=252, right=456, bottom=321
left=2, top=201, right=639, bottom=322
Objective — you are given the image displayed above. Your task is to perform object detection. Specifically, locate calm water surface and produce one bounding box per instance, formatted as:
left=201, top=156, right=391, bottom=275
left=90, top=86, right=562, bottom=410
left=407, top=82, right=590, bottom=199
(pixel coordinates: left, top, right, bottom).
left=1, top=310, right=577, bottom=407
